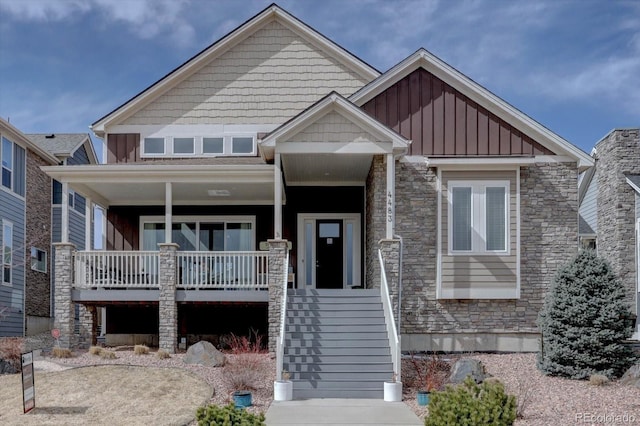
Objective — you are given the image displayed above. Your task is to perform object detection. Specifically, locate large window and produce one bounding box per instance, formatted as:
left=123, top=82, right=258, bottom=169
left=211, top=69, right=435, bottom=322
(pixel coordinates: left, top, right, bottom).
left=142, top=135, right=255, bottom=157
left=141, top=217, right=255, bottom=251
left=2, top=220, right=12, bottom=285
left=448, top=181, right=509, bottom=254
left=2, top=137, right=13, bottom=190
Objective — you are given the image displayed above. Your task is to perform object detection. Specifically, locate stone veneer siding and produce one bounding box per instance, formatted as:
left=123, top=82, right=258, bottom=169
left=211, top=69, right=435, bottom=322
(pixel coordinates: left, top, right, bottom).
left=367, top=157, right=579, bottom=347
left=268, top=239, right=288, bottom=355
left=158, top=243, right=178, bottom=353
left=25, top=149, right=52, bottom=319
left=596, top=129, right=640, bottom=310
left=53, top=242, right=75, bottom=349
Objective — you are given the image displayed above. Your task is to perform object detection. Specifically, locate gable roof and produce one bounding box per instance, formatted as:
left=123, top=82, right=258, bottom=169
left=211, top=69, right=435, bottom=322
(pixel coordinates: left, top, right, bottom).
left=259, top=91, right=410, bottom=160
left=0, top=118, right=59, bottom=164
left=626, top=174, right=640, bottom=194
left=26, top=133, right=99, bottom=164
left=350, top=48, right=594, bottom=170
left=91, top=3, right=380, bottom=137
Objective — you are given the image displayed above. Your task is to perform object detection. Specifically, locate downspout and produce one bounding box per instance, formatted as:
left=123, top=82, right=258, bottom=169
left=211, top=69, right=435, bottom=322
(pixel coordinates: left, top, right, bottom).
left=393, top=234, right=403, bottom=331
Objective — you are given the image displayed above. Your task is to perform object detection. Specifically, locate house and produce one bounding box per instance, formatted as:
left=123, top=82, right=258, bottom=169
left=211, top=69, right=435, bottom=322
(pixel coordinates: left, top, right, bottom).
left=0, top=118, right=59, bottom=337
left=42, top=4, right=593, bottom=397
left=578, top=128, right=640, bottom=340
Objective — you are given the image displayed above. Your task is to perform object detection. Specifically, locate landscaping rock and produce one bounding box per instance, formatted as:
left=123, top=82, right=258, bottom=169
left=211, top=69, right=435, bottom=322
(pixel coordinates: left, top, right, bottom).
left=0, top=359, right=18, bottom=374
left=184, top=341, right=226, bottom=367
left=619, top=364, right=640, bottom=388
left=449, top=359, right=490, bottom=384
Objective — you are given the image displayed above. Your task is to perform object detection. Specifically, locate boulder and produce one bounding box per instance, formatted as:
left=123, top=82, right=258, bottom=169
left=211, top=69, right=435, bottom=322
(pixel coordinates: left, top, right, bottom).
left=449, top=359, right=490, bottom=384
left=620, top=364, right=640, bottom=389
left=0, top=359, right=18, bottom=375
left=184, top=341, right=226, bottom=367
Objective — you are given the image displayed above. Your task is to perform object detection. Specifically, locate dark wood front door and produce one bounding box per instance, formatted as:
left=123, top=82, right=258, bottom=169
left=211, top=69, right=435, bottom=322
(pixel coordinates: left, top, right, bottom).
left=315, top=220, right=343, bottom=289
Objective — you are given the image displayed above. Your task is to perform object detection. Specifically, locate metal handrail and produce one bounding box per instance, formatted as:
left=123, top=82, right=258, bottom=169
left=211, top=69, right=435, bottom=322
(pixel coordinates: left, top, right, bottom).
left=378, top=249, right=401, bottom=381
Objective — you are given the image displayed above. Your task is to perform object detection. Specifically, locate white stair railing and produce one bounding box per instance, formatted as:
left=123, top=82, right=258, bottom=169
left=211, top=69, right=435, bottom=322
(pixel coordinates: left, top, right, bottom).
left=378, top=249, right=401, bottom=381
left=276, top=251, right=290, bottom=381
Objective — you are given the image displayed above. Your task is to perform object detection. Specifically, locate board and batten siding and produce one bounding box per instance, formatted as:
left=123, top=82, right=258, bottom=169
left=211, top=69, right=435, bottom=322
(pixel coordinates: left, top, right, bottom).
left=283, top=111, right=378, bottom=143
left=579, top=177, right=598, bottom=234
left=440, top=170, right=518, bottom=299
left=363, top=68, right=554, bottom=157
left=0, top=190, right=26, bottom=336
left=122, top=20, right=369, bottom=126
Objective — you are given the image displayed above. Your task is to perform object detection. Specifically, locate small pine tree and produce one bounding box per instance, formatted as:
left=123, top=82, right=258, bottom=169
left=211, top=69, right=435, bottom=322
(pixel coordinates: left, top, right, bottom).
left=537, top=249, right=636, bottom=379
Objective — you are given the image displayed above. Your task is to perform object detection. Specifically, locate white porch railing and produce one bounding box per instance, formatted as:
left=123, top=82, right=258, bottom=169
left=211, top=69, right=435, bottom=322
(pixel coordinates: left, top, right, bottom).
left=176, top=251, right=269, bottom=290
left=74, top=251, right=160, bottom=289
left=378, top=249, right=401, bottom=381
left=276, top=251, right=290, bottom=381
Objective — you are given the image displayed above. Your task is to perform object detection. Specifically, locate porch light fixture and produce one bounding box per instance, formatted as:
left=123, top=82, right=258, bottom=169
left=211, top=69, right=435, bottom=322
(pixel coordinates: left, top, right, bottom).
left=207, top=189, right=231, bottom=197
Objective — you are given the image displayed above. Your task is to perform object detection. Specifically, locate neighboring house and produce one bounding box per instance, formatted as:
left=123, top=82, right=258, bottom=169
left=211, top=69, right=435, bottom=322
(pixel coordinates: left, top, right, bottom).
left=0, top=118, right=60, bottom=337
left=578, top=128, right=640, bottom=340
left=42, top=5, right=594, bottom=396
left=26, top=133, right=99, bottom=335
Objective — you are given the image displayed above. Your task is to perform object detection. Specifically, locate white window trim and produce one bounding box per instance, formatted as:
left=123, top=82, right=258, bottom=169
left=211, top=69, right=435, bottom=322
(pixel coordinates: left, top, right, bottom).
left=2, top=136, right=14, bottom=192
left=447, top=180, right=510, bottom=256
left=140, top=134, right=256, bottom=158
left=2, top=219, right=13, bottom=286
left=30, top=247, right=47, bottom=273
left=139, top=215, right=256, bottom=251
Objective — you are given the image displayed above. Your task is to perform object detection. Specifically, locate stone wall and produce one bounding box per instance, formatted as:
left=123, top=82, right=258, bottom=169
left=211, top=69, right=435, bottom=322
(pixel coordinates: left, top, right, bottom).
left=596, top=129, right=640, bottom=309
left=367, top=158, right=579, bottom=350
left=158, top=243, right=178, bottom=353
left=53, top=242, right=75, bottom=349
left=267, top=239, right=288, bottom=355
left=25, top=149, right=52, bottom=320
left=365, top=155, right=386, bottom=289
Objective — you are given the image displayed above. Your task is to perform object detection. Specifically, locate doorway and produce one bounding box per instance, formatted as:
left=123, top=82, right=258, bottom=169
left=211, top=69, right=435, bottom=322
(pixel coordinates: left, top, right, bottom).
left=297, top=214, right=361, bottom=289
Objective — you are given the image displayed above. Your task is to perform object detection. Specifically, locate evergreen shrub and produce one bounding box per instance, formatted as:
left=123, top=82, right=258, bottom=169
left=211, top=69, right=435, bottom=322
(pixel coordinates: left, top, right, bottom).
left=196, top=403, right=265, bottom=426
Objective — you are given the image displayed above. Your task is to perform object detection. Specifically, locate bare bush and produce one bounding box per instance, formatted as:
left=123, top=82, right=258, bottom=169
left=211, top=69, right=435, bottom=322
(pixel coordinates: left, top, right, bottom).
left=0, top=337, right=24, bottom=372
left=589, top=374, right=610, bottom=386
left=408, top=352, right=451, bottom=392
left=89, top=346, right=103, bottom=356
left=156, top=349, right=171, bottom=359
left=51, top=347, right=73, bottom=358
left=514, top=377, right=533, bottom=419
left=221, top=331, right=267, bottom=392
left=99, top=350, right=117, bottom=360
left=134, top=345, right=149, bottom=355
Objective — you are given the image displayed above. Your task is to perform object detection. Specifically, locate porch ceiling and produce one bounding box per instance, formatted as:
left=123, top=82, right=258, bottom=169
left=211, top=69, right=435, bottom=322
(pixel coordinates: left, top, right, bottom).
left=282, top=153, right=373, bottom=186
left=41, top=164, right=278, bottom=207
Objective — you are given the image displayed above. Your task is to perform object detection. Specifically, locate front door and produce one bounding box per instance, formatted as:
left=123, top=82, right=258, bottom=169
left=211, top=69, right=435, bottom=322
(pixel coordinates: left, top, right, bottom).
left=316, top=220, right=343, bottom=288
left=297, top=213, right=361, bottom=289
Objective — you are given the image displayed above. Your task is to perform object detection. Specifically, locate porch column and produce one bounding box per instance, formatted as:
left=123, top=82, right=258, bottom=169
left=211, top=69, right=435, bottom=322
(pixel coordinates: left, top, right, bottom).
left=379, top=239, right=401, bottom=330
left=61, top=182, right=69, bottom=243
left=53, top=242, right=76, bottom=349
left=386, top=153, right=395, bottom=239
left=158, top=243, right=178, bottom=353
left=267, top=239, right=288, bottom=356
left=165, top=182, right=172, bottom=243
left=77, top=305, right=97, bottom=349
left=274, top=153, right=282, bottom=239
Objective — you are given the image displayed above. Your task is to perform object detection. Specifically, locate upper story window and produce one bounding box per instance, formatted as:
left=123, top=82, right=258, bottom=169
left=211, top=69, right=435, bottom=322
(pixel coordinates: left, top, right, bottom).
left=31, top=247, right=47, bottom=273
left=2, top=220, right=12, bottom=285
left=448, top=180, right=510, bottom=255
left=142, top=135, right=256, bottom=157
left=1, top=136, right=25, bottom=196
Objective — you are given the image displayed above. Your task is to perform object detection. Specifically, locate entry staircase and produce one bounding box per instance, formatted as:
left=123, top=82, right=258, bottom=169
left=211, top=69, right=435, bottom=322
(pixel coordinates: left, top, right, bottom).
left=282, top=289, right=394, bottom=399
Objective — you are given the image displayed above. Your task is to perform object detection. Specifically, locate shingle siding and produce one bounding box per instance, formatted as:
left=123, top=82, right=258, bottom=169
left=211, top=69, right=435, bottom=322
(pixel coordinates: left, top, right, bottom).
left=0, top=190, right=26, bottom=336
left=122, top=21, right=369, bottom=126
left=284, top=111, right=378, bottom=143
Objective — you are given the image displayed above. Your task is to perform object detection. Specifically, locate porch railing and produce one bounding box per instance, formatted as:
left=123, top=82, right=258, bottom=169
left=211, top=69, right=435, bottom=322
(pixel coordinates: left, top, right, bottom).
left=378, top=249, right=401, bottom=381
left=74, top=251, right=160, bottom=289
left=176, top=251, right=269, bottom=290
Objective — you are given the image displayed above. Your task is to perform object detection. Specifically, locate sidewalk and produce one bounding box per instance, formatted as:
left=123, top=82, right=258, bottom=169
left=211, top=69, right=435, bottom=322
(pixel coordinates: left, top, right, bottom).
left=265, top=399, right=422, bottom=426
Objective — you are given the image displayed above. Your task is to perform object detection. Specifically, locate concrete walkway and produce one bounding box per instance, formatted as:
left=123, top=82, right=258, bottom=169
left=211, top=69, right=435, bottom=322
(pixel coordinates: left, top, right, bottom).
left=265, top=399, right=422, bottom=426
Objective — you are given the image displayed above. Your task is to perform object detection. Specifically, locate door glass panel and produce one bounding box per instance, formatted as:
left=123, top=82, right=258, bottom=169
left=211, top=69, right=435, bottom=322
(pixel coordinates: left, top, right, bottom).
left=305, top=221, right=313, bottom=286
left=346, top=222, right=353, bottom=286
left=199, top=223, right=224, bottom=251
left=143, top=223, right=165, bottom=250
left=172, top=222, right=196, bottom=251
left=226, top=223, right=252, bottom=251
left=319, top=223, right=340, bottom=238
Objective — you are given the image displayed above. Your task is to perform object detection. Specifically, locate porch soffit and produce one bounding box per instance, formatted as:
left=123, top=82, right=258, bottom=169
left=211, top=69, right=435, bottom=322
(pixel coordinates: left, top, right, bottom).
left=41, top=164, right=278, bottom=207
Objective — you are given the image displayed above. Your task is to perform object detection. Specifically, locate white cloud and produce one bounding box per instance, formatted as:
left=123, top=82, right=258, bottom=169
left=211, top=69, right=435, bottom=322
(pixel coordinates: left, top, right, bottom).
left=0, top=0, right=90, bottom=21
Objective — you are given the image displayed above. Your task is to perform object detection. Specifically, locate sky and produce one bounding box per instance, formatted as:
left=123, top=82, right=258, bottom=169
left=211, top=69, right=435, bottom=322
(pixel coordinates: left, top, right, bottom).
left=0, top=0, right=638, bottom=160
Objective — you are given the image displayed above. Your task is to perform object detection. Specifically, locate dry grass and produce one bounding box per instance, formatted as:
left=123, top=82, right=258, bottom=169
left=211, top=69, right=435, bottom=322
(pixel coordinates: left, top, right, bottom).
left=0, top=337, right=24, bottom=372
left=99, top=350, right=117, bottom=360
left=88, top=346, right=103, bottom=356
left=156, top=349, right=171, bottom=359
left=134, top=345, right=149, bottom=355
left=589, top=374, right=610, bottom=386
left=51, top=347, right=73, bottom=358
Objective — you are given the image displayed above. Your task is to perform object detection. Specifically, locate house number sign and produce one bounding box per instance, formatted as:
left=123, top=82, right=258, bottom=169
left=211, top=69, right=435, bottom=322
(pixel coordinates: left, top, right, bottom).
left=387, top=191, right=393, bottom=223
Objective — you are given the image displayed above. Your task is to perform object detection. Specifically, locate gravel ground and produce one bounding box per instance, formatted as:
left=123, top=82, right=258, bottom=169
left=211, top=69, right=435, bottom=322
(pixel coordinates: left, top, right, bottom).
left=402, top=353, right=640, bottom=425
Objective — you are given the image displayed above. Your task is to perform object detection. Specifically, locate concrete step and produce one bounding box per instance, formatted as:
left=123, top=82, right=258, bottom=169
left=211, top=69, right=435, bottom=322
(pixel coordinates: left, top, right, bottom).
left=292, top=379, right=384, bottom=390
left=285, top=324, right=386, bottom=333
left=284, top=354, right=392, bottom=364
left=283, top=362, right=393, bottom=373
left=285, top=338, right=390, bottom=348
left=288, top=371, right=392, bottom=381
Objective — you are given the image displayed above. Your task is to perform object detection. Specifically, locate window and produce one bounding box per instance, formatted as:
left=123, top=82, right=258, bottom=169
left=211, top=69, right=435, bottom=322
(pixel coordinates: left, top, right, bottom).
left=173, top=137, right=194, bottom=155
left=143, top=137, right=165, bottom=155
left=2, top=220, right=12, bottom=285
left=68, top=189, right=75, bottom=209
left=2, top=137, right=13, bottom=190
left=448, top=181, right=509, bottom=254
left=52, top=180, right=62, bottom=204
left=203, top=137, right=224, bottom=154
left=231, top=137, right=254, bottom=154
left=31, top=247, right=47, bottom=273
